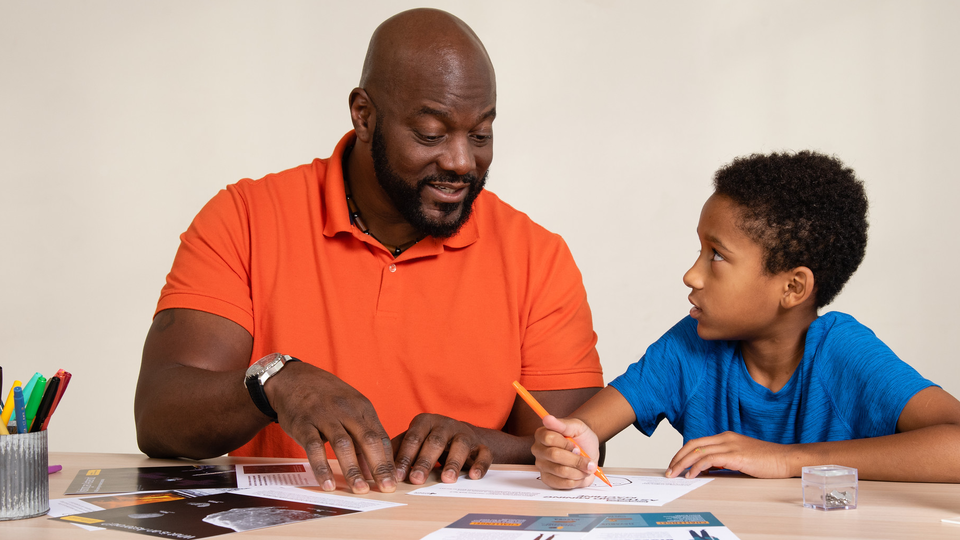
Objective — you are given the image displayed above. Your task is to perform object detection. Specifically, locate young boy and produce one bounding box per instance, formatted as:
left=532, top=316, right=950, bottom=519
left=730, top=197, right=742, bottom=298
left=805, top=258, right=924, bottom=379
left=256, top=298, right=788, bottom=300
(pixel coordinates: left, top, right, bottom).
left=534, top=151, right=960, bottom=487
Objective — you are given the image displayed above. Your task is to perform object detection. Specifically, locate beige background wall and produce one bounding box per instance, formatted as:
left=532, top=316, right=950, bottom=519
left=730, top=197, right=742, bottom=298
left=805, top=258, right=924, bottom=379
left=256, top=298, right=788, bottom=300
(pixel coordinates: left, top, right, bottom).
left=2, top=0, right=958, bottom=470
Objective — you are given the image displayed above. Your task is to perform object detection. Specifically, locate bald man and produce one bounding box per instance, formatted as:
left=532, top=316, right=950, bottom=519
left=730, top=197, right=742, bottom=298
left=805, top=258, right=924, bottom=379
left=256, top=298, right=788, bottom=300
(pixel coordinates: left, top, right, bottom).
left=135, top=8, right=603, bottom=495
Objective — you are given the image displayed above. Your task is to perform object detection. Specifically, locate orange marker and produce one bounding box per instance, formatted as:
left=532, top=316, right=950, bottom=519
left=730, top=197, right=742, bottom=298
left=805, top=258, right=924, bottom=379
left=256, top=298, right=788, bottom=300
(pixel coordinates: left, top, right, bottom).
left=512, top=380, right=612, bottom=487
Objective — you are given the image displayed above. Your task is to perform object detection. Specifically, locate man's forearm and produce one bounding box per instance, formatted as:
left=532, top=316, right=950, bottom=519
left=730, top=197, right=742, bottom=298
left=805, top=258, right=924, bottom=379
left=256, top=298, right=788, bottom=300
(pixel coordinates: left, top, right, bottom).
left=787, top=424, right=960, bottom=482
left=481, top=428, right=538, bottom=465
left=134, top=364, right=269, bottom=459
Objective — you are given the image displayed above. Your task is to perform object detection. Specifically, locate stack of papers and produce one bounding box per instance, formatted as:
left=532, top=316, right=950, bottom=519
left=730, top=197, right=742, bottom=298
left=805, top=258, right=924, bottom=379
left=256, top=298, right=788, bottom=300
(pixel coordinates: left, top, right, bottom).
left=50, top=463, right=403, bottom=538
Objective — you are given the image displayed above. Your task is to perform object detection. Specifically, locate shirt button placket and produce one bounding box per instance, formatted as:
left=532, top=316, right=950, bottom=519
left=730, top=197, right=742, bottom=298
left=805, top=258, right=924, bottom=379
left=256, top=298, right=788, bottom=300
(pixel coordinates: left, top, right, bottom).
left=377, top=262, right=400, bottom=314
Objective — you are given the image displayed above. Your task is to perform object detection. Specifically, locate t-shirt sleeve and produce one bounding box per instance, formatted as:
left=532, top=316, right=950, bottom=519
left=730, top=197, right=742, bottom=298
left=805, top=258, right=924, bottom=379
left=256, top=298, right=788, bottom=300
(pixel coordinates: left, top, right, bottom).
left=155, top=183, right=255, bottom=335
left=610, top=317, right=707, bottom=437
left=517, top=234, right=603, bottom=391
left=813, top=313, right=936, bottom=438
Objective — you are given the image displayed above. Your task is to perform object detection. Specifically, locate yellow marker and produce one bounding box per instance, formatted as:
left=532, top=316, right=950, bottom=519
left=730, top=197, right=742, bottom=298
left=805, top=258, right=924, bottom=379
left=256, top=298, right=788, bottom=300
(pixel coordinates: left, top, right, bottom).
left=512, top=380, right=612, bottom=487
left=1, top=381, right=23, bottom=432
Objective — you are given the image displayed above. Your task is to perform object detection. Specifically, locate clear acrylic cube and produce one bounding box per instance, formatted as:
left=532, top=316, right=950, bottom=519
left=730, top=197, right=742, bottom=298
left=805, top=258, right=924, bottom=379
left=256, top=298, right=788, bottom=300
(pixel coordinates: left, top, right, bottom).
left=802, top=465, right=858, bottom=510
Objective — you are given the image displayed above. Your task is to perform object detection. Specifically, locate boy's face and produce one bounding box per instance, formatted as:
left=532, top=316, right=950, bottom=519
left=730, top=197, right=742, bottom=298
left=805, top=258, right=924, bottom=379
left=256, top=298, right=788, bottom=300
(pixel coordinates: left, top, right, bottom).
left=683, top=193, right=791, bottom=341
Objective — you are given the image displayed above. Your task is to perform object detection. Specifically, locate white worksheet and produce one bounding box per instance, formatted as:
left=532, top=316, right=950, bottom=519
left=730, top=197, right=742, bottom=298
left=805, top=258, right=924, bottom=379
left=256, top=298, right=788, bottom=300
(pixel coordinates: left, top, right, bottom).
left=408, top=470, right=711, bottom=506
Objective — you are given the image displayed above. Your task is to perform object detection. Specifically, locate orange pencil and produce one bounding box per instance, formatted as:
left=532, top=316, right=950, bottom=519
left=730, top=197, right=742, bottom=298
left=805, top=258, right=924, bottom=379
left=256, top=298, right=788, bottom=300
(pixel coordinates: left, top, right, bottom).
left=512, top=380, right=612, bottom=487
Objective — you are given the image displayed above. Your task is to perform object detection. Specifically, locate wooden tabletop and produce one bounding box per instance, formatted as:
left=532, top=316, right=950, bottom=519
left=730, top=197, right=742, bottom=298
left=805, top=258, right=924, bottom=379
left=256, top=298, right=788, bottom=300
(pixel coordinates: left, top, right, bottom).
left=1, top=452, right=958, bottom=539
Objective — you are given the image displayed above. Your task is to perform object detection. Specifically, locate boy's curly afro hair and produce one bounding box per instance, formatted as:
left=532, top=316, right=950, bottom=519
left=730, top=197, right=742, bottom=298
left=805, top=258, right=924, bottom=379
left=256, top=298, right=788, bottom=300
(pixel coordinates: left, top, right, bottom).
left=714, top=151, right=868, bottom=308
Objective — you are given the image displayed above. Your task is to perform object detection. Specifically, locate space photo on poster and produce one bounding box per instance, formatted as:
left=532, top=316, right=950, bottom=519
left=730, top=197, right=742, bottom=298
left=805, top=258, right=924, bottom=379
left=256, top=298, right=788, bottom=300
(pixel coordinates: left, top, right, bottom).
left=66, top=465, right=239, bottom=494
left=54, top=491, right=358, bottom=538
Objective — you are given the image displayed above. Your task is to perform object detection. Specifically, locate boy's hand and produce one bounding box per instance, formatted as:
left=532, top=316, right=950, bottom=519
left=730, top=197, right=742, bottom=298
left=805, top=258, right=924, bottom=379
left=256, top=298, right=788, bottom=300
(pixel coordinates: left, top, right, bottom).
left=666, top=431, right=792, bottom=479
left=532, top=415, right=601, bottom=489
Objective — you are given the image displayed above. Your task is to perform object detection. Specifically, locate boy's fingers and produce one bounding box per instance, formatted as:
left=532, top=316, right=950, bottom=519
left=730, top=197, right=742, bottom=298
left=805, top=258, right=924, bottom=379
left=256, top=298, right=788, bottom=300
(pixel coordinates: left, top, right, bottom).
left=536, top=427, right=578, bottom=455
left=542, top=414, right=591, bottom=440
left=540, top=414, right=565, bottom=430
left=535, top=457, right=593, bottom=489
left=668, top=440, right=717, bottom=478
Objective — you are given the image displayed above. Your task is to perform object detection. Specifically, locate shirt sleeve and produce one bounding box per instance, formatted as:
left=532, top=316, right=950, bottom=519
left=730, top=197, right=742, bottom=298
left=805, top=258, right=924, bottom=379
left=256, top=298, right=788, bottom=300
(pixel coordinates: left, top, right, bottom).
left=517, top=233, right=603, bottom=391
left=610, top=317, right=708, bottom=436
left=812, top=313, right=936, bottom=438
left=155, top=182, right=256, bottom=335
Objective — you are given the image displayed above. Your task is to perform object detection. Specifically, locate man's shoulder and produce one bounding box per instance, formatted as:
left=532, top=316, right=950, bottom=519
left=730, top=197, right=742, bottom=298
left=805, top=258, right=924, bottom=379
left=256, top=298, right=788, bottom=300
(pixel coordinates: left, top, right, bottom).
left=473, top=190, right=562, bottom=243
left=230, top=159, right=328, bottom=197
left=230, top=132, right=350, bottom=200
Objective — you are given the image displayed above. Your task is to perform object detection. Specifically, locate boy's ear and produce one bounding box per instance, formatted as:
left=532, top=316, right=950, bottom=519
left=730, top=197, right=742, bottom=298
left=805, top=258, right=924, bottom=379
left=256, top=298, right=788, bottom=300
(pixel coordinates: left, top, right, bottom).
left=781, top=266, right=815, bottom=309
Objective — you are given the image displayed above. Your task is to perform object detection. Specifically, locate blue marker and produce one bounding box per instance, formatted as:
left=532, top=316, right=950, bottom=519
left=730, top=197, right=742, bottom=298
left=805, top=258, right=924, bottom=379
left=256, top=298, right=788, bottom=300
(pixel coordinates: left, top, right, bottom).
left=13, top=386, right=27, bottom=434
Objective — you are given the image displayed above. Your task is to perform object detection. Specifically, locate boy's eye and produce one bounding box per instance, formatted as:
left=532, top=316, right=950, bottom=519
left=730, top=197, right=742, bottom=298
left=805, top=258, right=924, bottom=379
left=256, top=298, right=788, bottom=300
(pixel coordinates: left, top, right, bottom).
left=711, top=249, right=725, bottom=262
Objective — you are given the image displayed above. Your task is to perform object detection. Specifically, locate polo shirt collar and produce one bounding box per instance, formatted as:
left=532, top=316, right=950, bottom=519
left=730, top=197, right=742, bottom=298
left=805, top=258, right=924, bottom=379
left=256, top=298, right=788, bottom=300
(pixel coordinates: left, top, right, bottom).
left=321, top=131, right=479, bottom=254
left=321, top=131, right=356, bottom=239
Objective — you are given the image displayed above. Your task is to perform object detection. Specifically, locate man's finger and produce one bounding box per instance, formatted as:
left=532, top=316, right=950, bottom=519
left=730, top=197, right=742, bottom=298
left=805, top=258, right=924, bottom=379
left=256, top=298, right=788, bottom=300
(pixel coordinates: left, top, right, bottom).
left=467, top=445, right=492, bottom=480
left=407, top=428, right=449, bottom=484
left=326, top=429, right=373, bottom=494
left=393, top=428, right=426, bottom=482
left=352, top=426, right=398, bottom=493
left=302, top=437, right=337, bottom=491
left=440, top=433, right=475, bottom=483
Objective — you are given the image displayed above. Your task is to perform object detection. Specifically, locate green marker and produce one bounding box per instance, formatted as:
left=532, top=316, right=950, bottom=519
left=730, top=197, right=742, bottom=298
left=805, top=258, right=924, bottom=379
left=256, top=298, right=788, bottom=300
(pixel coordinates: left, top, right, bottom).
left=21, top=372, right=43, bottom=404
left=23, top=375, right=47, bottom=428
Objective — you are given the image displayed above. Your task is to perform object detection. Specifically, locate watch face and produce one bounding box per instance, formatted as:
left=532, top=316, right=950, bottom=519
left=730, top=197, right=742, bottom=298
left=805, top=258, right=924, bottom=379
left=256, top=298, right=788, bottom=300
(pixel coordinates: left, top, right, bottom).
left=246, top=353, right=283, bottom=378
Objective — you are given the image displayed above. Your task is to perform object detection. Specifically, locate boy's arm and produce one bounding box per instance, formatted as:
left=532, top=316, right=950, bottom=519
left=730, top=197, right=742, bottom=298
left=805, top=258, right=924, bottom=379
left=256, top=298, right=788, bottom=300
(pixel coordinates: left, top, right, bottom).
left=668, top=386, right=960, bottom=482
left=532, top=386, right=636, bottom=489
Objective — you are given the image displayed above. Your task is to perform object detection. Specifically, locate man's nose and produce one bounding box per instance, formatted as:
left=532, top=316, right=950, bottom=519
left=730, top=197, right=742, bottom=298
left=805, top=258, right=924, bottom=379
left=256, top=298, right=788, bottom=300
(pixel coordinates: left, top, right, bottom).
left=438, top=136, right=475, bottom=176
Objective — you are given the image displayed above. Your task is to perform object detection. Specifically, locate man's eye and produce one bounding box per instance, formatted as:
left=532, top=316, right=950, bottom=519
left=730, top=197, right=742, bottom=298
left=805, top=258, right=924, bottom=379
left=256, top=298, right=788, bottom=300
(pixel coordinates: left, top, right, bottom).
left=415, top=131, right=443, bottom=143
left=711, top=249, right=725, bottom=262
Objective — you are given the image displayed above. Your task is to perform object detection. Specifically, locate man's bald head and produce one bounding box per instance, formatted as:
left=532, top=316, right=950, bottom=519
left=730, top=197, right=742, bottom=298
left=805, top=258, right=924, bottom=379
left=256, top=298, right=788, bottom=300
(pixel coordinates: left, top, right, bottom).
left=346, top=9, right=497, bottom=243
left=359, top=8, right=495, bottom=98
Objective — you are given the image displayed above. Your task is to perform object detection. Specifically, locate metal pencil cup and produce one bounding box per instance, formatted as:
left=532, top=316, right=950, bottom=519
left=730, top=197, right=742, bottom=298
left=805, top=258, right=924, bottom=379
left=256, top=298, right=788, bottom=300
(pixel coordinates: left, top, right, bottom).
left=0, top=430, right=49, bottom=520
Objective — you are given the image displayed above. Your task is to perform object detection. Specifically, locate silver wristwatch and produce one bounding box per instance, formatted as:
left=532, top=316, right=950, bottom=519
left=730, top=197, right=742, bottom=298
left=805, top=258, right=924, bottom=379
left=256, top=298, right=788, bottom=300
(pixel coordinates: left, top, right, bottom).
left=243, top=353, right=301, bottom=422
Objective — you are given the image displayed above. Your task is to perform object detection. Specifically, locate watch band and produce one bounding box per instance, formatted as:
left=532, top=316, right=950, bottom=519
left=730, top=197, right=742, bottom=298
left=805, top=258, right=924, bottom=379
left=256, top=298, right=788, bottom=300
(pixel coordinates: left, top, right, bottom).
left=244, top=353, right=301, bottom=422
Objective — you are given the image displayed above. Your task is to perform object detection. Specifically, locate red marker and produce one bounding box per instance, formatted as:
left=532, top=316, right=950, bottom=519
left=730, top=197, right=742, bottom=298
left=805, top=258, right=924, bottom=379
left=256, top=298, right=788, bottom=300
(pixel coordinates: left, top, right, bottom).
left=512, top=380, right=612, bottom=487
left=39, top=369, right=71, bottom=431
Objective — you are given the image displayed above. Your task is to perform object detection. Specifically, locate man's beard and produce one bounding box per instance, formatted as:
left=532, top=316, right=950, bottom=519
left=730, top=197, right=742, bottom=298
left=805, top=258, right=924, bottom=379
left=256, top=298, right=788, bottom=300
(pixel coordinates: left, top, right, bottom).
left=371, top=120, right=486, bottom=239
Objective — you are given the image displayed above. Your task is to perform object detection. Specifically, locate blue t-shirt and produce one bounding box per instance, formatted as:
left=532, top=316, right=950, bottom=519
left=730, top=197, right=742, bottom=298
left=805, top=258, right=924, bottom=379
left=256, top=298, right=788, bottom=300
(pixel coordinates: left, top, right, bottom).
left=609, top=312, right=935, bottom=443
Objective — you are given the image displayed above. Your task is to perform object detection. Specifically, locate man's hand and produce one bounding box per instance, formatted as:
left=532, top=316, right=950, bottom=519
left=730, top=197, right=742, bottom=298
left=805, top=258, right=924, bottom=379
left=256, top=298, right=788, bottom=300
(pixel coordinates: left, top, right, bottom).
left=266, top=362, right=397, bottom=495
left=391, top=413, right=493, bottom=484
left=666, top=431, right=790, bottom=479
left=531, top=415, right=600, bottom=490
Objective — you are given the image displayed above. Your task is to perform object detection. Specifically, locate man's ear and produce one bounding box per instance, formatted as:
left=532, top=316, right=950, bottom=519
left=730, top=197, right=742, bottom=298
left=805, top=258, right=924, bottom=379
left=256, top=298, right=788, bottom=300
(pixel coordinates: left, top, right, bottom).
left=349, top=87, right=375, bottom=143
left=781, top=266, right=815, bottom=309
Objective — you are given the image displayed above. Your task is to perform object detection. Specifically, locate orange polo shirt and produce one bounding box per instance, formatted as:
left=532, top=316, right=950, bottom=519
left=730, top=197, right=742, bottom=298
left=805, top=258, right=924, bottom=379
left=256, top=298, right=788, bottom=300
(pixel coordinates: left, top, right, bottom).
left=157, top=131, right=603, bottom=458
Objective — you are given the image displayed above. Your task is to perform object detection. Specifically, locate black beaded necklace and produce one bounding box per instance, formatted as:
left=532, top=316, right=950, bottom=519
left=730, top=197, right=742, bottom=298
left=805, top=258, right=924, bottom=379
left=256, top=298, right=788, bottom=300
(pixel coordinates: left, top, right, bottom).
left=344, top=178, right=422, bottom=257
